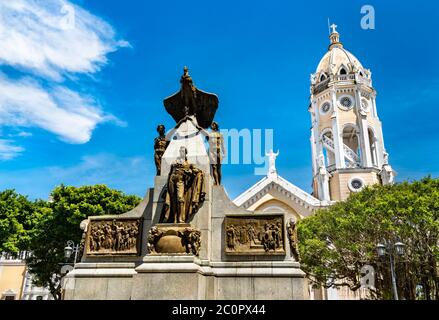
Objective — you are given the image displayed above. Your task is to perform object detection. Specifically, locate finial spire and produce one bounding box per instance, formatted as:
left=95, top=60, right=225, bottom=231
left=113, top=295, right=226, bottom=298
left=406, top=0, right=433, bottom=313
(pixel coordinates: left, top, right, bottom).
left=328, top=23, right=343, bottom=50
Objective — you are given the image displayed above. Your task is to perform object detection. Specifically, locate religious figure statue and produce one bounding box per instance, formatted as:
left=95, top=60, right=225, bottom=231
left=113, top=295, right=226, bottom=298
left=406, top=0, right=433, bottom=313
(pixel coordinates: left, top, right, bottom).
left=266, top=149, right=279, bottom=176
left=380, top=152, right=395, bottom=185
left=317, top=153, right=328, bottom=175
left=286, top=218, right=300, bottom=261
left=154, top=124, right=169, bottom=176
left=207, top=121, right=225, bottom=185
left=161, top=146, right=206, bottom=223
left=164, top=67, right=219, bottom=129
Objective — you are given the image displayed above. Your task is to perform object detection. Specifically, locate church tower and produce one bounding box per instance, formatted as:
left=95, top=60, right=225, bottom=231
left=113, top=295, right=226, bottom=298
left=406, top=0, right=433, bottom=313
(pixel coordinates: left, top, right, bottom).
left=309, top=24, right=395, bottom=202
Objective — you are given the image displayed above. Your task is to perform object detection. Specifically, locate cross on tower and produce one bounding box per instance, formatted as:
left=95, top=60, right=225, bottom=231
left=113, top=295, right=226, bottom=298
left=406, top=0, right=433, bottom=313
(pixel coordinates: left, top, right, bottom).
left=330, top=23, right=338, bottom=34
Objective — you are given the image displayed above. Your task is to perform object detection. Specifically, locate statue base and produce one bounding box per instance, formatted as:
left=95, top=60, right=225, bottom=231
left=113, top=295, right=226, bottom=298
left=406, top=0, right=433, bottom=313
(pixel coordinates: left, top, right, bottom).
left=62, top=118, right=310, bottom=300
left=130, top=256, right=308, bottom=300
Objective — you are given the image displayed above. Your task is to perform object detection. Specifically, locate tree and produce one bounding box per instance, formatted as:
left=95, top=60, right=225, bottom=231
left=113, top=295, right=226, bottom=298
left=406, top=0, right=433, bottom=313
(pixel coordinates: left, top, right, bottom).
left=298, top=177, right=439, bottom=300
left=0, top=190, right=40, bottom=254
left=26, top=184, right=141, bottom=300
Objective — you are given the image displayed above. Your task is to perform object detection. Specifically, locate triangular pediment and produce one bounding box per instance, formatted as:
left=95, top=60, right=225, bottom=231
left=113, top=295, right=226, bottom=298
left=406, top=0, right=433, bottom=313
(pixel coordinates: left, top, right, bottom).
left=233, top=174, right=325, bottom=217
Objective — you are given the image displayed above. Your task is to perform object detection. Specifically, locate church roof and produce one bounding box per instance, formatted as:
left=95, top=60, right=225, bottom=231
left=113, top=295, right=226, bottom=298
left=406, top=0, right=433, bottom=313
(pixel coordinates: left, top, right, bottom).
left=233, top=150, right=325, bottom=216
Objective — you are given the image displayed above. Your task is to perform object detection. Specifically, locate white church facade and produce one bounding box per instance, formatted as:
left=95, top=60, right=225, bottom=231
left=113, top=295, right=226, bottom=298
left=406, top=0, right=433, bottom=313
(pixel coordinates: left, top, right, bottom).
left=233, top=25, right=395, bottom=300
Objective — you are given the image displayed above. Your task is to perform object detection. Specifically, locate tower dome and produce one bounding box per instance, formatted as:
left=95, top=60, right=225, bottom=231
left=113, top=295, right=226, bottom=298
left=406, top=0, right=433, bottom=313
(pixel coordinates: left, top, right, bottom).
left=314, top=24, right=369, bottom=83
left=316, top=47, right=364, bottom=75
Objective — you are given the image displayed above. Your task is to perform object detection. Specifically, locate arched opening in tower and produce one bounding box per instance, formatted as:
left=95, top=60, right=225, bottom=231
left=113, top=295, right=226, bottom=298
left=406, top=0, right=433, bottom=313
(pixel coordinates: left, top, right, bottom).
left=342, top=125, right=361, bottom=167
left=322, top=130, right=336, bottom=171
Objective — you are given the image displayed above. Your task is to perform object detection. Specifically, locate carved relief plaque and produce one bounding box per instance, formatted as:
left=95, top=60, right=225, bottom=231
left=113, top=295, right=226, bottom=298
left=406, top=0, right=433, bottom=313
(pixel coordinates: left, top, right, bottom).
left=86, top=218, right=142, bottom=256
left=224, top=214, right=285, bottom=256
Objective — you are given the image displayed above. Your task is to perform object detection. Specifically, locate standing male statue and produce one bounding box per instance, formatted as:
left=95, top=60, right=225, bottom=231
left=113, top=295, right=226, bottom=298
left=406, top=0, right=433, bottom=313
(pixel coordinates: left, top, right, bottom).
left=207, top=121, right=225, bottom=185
left=286, top=218, right=300, bottom=261
left=154, top=124, right=169, bottom=176
left=161, top=146, right=205, bottom=223
left=164, top=67, right=219, bottom=129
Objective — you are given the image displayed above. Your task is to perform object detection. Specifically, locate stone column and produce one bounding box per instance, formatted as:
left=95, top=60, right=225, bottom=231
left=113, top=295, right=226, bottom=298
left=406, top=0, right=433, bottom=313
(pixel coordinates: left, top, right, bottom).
left=331, top=90, right=345, bottom=169
left=355, top=89, right=373, bottom=167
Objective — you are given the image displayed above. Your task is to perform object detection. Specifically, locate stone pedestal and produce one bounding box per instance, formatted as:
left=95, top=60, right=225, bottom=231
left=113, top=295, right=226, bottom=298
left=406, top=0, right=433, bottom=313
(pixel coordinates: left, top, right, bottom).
left=63, top=119, right=309, bottom=300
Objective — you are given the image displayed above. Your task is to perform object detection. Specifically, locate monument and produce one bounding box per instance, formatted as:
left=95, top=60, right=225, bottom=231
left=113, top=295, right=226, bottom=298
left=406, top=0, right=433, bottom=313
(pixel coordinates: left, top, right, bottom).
left=63, top=67, right=309, bottom=300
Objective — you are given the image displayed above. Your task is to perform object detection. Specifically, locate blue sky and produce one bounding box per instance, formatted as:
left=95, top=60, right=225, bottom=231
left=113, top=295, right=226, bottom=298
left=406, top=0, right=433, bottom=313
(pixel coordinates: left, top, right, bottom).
left=0, top=0, right=438, bottom=200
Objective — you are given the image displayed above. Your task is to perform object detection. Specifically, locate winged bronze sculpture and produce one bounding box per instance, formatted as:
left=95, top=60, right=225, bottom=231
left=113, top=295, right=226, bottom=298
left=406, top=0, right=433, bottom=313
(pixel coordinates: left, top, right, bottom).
left=164, top=67, right=219, bottom=129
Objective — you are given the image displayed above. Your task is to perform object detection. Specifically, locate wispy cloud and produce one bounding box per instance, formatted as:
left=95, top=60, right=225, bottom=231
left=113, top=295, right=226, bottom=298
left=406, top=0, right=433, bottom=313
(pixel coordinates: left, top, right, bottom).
left=0, top=75, right=120, bottom=144
left=0, top=0, right=129, bottom=157
left=0, top=139, right=24, bottom=160
left=0, top=0, right=129, bottom=80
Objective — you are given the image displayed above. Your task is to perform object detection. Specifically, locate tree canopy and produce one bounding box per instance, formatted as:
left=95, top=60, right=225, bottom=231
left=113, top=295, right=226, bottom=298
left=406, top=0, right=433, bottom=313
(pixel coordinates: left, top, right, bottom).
left=23, top=184, right=141, bottom=299
left=298, top=176, right=439, bottom=300
left=0, top=190, right=41, bottom=254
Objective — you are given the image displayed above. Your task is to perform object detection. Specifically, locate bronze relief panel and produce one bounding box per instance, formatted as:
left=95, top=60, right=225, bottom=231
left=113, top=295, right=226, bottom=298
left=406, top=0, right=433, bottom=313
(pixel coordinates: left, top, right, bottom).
left=86, top=218, right=142, bottom=256
left=224, top=214, right=285, bottom=256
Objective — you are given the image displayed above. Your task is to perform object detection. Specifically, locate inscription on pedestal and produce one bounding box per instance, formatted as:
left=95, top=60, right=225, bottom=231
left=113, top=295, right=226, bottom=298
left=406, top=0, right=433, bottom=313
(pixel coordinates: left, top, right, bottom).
left=224, top=214, right=285, bottom=256
left=86, top=218, right=142, bottom=256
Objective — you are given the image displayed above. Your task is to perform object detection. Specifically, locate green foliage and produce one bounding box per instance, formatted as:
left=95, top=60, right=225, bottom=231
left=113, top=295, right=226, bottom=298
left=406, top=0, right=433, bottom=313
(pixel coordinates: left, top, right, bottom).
left=24, top=184, right=141, bottom=299
left=0, top=190, right=41, bottom=254
left=298, top=176, right=439, bottom=300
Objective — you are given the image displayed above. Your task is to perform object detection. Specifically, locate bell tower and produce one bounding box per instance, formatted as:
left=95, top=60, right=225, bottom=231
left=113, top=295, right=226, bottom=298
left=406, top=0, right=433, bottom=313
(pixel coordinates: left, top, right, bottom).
left=309, top=24, right=395, bottom=202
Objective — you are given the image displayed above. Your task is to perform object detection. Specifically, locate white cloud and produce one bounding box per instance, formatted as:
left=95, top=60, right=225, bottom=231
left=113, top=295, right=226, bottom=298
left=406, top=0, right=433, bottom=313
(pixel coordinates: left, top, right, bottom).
left=0, top=0, right=129, bottom=152
left=0, top=75, right=117, bottom=143
left=0, top=0, right=128, bottom=80
left=0, top=139, right=24, bottom=160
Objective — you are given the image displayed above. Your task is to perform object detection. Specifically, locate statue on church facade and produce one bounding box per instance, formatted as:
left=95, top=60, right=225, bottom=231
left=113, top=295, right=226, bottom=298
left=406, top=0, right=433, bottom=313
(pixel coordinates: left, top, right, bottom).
left=266, top=149, right=279, bottom=176
left=161, top=146, right=205, bottom=223
left=380, top=152, right=395, bottom=185
left=164, top=67, right=219, bottom=129
left=207, top=121, right=225, bottom=185
left=154, top=124, right=169, bottom=176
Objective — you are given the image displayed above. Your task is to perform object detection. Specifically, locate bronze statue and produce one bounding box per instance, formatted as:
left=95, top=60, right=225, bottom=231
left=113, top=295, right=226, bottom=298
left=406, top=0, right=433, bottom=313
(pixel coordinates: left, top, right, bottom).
left=207, top=121, right=225, bottom=185
left=154, top=124, right=169, bottom=176
left=164, top=67, right=219, bottom=129
left=161, top=146, right=205, bottom=223
left=286, top=218, right=300, bottom=261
